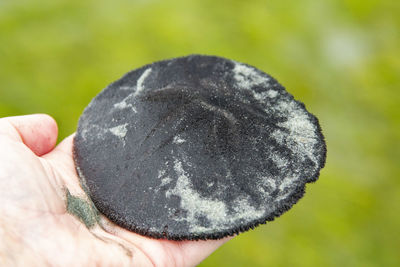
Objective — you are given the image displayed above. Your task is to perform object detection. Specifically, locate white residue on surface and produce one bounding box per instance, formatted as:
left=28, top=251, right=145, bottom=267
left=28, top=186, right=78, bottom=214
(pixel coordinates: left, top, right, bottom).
left=109, top=123, right=128, bottom=139
left=260, top=176, right=277, bottom=190
left=120, top=86, right=135, bottom=90
left=232, top=196, right=265, bottom=221
left=166, top=160, right=228, bottom=231
left=270, top=153, right=289, bottom=169
left=160, top=176, right=172, bottom=187
left=158, top=169, right=166, bottom=178
left=233, top=62, right=270, bottom=89
left=276, top=191, right=292, bottom=202
left=252, top=90, right=279, bottom=101
left=173, top=136, right=186, bottom=144
left=81, top=124, right=107, bottom=141
left=155, top=169, right=172, bottom=192
left=113, top=98, right=137, bottom=113
left=232, top=61, right=279, bottom=101
left=166, top=159, right=266, bottom=233
left=266, top=90, right=278, bottom=98
left=134, top=68, right=152, bottom=96
left=113, top=68, right=152, bottom=112
left=278, top=176, right=298, bottom=191
left=274, top=100, right=319, bottom=169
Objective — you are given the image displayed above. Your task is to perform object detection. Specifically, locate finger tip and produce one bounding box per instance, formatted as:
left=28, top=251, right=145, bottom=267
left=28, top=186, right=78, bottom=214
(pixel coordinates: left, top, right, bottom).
left=38, top=113, right=58, bottom=144
left=25, top=114, right=59, bottom=156
left=0, top=114, right=60, bottom=156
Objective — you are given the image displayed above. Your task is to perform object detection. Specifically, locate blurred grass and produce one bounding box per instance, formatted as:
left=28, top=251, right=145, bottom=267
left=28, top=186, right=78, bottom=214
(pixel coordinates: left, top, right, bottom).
left=1, top=0, right=399, bottom=266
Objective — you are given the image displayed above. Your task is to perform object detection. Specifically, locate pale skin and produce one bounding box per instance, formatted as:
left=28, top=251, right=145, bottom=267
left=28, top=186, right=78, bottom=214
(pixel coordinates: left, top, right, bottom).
left=0, top=114, right=231, bottom=267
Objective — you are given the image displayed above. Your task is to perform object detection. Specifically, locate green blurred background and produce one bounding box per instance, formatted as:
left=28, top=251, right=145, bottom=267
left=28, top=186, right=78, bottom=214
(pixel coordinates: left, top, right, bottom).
left=1, top=0, right=399, bottom=266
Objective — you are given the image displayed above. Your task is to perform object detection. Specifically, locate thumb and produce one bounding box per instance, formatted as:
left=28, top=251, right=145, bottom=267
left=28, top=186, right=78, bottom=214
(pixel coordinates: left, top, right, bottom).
left=0, top=114, right=58, bottom=156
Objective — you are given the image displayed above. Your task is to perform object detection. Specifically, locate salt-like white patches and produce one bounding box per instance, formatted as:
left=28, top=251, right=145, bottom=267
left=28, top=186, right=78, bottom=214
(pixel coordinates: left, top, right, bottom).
left=276, top=191, right=291, bottom=202
left=232, top=196, right=265, bottom=221
left=173, top=136, right=186, bottom=144
left=154, top=170, right=172, bottom=192
left=81, top=124, right=107, bottom=141
left=253, top=90, right=279, bottom=101
left=232, top=62, right=278, bottom=103
left=275, top=100, right=318, bottom=169
left=265, top=99, right=320, bottom=199
left=166, top=160, right=228, bottom=231
left=160, top=177, right=172, bottom=187
left=233, top=62, right=270, bottom=90
left=113, top=68, right=152, bottom=113
left=277, top=101, right=316, bottom=139
left=134, top=68, right=152, bottom=96
left=113, top=99, right=137, bottom=113
left=267, top=90, right=278, bottom=98
left=257, top=175, right=277, bottom=196
left=278, top=176, right=298, bottom=191
left=113, top=70, right=153, bottom=112
left=270, top=129, right=285, bottom=145
left=166, top=160, right=266, bottom=233
left=80, top=128, right=89, bottom=141
left=158, top=169, right=166, bottom=178
left=120, top=86, right=134, bottom=90
left=109, top=123, right=128, bottom=139
left=113, top=101, right=128, bottom=109
left=271, top=153, right=288, bottom=169
left=264, top=177, right=277, bottom=190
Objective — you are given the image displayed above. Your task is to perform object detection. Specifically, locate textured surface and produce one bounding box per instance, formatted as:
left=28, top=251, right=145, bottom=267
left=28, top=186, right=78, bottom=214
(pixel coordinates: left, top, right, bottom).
left=73, top=55, right=326, bottom=240
left=3, top=1, right=399, bottom=264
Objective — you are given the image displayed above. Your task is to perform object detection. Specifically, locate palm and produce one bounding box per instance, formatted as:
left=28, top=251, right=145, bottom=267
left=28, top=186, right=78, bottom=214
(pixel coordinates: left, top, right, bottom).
left=0, top=115, right=230, bottom=267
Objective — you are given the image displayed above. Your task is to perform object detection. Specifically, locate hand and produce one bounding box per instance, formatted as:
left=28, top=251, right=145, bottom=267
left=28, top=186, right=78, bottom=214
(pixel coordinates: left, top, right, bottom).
left=0, top=114, right=231, bottom=266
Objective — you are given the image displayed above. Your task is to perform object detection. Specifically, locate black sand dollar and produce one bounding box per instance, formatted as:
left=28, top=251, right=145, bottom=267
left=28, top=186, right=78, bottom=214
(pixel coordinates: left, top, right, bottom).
left=73, top=55, right=326, bottom=240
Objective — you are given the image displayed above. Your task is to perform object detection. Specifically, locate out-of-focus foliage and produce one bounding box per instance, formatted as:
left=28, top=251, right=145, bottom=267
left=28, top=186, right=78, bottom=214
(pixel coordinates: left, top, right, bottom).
left=1, top=0, right=399, bottom=266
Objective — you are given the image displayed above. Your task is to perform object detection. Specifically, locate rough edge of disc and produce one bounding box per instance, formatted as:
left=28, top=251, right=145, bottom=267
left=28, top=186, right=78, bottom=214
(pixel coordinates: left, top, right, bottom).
left=72, top=55, right=327, bottom=240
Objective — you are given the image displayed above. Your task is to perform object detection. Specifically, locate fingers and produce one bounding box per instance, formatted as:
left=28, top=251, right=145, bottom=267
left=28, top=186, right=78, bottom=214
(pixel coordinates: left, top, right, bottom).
left=176, top=236, right=233, bottom=266
left=0, top=114, right=58, bottom=156
left=42, top=130, right=232, bottom=266
left=99, top=216, right=234, bottom=267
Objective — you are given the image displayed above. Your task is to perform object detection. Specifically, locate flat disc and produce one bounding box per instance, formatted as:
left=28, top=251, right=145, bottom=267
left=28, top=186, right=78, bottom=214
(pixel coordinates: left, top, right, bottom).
left=73, top=55, right=326, bottom=240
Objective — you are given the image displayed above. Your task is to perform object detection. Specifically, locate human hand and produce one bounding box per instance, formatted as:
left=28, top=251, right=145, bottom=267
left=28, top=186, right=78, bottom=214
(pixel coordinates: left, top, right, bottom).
left=0, top=114, right=231, bottom=266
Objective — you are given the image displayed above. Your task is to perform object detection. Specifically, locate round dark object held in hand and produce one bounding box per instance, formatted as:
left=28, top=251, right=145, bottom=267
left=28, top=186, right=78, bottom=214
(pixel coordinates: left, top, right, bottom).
left=73, top=55, right=327, bottom=240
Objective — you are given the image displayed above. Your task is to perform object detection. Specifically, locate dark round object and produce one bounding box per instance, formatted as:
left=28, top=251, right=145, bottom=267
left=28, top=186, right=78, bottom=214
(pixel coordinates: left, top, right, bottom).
left=73, top=55, right=326, bottom=240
